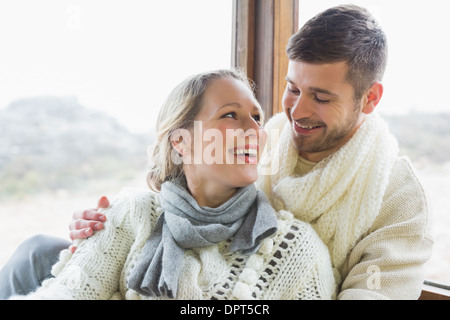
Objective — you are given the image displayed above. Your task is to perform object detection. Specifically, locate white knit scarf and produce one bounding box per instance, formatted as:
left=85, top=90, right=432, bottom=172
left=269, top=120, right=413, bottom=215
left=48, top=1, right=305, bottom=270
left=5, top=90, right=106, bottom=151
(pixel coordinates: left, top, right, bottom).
left=257, top=113, right=399, bottom=271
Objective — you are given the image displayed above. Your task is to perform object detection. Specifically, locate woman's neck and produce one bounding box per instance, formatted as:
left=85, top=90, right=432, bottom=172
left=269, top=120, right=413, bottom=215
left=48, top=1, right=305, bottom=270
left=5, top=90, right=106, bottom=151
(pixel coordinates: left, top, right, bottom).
left=186, top=179, right=238, bottom=208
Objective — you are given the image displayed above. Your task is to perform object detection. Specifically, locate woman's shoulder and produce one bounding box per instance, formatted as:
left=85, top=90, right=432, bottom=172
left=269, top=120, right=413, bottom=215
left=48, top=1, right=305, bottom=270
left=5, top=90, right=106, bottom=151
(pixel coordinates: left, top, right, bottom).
left=114, top=187, right=160, bottom=208
left=276, top=210, right=315, bottom=235
left=275, top=210, right=330, bottom=257
left=264, top=112, right=288, bottom=131
left=101, top=187, right=161, bottom=231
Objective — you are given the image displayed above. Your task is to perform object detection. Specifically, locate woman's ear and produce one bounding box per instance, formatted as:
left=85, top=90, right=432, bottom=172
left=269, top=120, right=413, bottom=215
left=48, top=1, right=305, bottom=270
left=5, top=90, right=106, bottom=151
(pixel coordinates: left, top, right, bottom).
left=170, top=135, right=184, bottom=157
left=362, top=81, right=384, bottom=115
left=170, top=128, right=191, bottom=156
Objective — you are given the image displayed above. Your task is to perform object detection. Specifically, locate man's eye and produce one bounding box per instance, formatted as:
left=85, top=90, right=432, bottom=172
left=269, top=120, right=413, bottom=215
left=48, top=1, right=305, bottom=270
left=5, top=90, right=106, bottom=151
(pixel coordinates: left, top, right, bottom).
left=288, top=86, right=300, bottom=94
left=314, top=95, right=330, bottom=104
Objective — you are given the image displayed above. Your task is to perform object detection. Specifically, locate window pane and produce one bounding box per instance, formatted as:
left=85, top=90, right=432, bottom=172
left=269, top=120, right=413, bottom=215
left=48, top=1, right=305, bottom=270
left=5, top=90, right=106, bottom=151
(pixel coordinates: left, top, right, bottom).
left=0, top=1, right=232, bottom=267
left=299, top=0, right=450, bottom=286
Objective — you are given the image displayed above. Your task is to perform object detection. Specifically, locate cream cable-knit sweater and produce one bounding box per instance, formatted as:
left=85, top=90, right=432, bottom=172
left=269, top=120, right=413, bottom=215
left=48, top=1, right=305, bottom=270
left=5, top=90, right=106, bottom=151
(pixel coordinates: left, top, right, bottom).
left=12, top=188, right=337, bottom=300
left=258, top=113, right=434, bottom=300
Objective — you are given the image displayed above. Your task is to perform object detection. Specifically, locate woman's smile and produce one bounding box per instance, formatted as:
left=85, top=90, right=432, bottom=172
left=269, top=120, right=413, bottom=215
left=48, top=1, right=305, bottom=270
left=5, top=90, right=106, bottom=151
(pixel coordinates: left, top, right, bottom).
left=231, top=144, right=259, bottom=165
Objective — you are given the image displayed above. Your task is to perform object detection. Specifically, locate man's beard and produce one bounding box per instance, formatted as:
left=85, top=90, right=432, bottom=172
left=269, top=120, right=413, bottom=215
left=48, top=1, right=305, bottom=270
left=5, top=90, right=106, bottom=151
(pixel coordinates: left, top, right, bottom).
left=290, top=107, right=360, bottom=156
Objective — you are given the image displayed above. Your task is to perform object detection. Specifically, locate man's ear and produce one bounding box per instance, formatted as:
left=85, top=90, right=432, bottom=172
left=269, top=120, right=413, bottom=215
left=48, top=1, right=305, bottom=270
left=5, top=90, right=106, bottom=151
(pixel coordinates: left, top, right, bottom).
left=362, top=81, right=383, bottom=115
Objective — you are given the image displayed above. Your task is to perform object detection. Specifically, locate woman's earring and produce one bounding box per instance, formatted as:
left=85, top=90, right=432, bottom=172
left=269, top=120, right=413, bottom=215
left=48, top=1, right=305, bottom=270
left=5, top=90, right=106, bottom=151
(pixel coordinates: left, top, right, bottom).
left=171, top=148, right=183, bottom=165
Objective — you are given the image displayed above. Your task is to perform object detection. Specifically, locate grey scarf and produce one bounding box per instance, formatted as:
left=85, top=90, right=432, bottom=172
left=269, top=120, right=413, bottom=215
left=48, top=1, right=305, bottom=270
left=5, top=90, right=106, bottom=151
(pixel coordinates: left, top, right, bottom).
left=128, top=177, right=278, bottom=298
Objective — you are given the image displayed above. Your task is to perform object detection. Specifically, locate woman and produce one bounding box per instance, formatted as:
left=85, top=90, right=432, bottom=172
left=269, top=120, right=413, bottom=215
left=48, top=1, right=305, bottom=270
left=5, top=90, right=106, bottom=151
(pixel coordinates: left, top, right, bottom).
left=9, top=69, right=336, bottom=300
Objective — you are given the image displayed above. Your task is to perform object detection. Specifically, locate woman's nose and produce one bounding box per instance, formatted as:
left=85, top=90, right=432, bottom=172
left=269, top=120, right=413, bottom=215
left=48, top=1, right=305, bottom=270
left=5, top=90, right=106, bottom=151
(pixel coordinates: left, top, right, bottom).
left=243, top=117, right=262, bottom=137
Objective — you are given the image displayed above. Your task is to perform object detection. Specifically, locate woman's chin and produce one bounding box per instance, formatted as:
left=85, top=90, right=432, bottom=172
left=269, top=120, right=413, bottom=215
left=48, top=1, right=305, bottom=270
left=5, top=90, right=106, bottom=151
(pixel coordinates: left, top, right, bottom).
left=233, top=168, right=259, bottom=187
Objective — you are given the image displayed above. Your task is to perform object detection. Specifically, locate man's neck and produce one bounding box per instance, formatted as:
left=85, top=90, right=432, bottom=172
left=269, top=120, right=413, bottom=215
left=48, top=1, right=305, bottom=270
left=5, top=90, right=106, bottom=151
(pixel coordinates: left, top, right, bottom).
left=294, top=154, right=317, bottom=177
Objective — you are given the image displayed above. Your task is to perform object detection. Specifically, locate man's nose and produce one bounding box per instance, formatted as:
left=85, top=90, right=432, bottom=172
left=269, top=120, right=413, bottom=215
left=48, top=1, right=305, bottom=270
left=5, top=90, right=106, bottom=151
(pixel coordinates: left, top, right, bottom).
left=290, top=94, right=314, bottom=120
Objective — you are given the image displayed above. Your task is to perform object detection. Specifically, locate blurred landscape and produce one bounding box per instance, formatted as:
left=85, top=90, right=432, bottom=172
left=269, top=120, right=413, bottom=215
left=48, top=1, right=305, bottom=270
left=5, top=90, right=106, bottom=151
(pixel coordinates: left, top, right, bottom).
left=0, top=96, right=152, bottom=270
left=0, top=96, right=152, bottom=199
left=0, top=97, right=449, bottom=286
left=383, top=112, right=450, bottom=285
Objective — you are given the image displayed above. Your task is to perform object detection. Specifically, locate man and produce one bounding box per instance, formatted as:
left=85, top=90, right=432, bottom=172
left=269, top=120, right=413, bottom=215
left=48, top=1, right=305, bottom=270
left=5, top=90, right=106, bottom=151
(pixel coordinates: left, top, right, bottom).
left=256, top=5, right=432, bottom=299
left=1, top=5, right=432, bottom=300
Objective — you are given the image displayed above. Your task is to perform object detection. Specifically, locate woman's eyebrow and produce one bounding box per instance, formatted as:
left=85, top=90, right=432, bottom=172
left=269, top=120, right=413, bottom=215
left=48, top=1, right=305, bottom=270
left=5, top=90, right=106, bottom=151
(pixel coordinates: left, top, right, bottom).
left=219, top=102, right=261, bottom=114
left=218, top=102, right=241, bottom=110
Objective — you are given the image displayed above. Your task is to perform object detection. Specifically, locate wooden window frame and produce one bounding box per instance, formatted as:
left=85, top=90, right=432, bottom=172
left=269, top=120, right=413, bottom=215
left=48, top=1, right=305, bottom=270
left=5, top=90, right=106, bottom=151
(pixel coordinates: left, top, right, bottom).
left=232, top=0, right=298, bottom=119
left=231, top=0, right=450, bottom=300
left=419, top=281, right=450, bottom=300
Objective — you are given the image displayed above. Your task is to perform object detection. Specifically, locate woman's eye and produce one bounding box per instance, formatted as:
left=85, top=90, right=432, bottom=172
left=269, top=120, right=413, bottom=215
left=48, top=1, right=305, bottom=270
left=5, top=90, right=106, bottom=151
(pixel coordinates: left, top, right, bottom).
left=222, top=112, right=237, bottom=119
left=252, top=114, right=261, bottom=123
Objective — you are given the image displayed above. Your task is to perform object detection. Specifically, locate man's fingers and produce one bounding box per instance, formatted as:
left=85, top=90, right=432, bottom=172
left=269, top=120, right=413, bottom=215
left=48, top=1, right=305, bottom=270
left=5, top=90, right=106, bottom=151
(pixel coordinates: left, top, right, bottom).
left=97, top=196, right=110, bottom=209
left=72, top=208, right=106, bottom=222
left=69, top=196, right=109, bottom=242
left=69, top=218, right=104, bottom=232
left=69, top=227, right=94, bottom=241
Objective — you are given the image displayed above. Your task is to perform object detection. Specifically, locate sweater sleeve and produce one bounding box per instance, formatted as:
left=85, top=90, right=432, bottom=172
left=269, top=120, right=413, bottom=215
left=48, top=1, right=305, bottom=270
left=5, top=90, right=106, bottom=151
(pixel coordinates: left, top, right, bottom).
left=11, top=188, right=154, bottom=300
left=338, top=157, right=434, bottom=300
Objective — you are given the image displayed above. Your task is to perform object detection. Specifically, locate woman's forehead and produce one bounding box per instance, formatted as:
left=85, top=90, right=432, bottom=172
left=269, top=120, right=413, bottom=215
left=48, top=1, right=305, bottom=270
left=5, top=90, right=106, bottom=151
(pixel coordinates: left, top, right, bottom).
left=201, top=77, right=260, bottom=112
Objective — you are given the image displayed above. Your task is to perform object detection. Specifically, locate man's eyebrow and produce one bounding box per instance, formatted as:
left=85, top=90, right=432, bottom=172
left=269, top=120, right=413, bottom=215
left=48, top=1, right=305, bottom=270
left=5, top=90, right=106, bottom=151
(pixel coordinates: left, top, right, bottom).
left=285, top=76, right=339, bottom=97
left=285, top=76, right=296, bottom=86
left=309, top=87, right=339, bottom=97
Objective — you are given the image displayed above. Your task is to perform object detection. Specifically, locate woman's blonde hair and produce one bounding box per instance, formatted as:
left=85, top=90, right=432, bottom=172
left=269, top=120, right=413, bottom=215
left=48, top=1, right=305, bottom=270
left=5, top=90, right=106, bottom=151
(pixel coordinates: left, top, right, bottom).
left=147, top=69, right=260, bottom=192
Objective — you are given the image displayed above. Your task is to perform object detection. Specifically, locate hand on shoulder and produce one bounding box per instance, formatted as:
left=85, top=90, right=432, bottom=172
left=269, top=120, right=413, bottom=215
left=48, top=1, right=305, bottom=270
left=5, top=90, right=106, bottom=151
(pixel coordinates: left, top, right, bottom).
left=68, top=196, right=110, bottom=253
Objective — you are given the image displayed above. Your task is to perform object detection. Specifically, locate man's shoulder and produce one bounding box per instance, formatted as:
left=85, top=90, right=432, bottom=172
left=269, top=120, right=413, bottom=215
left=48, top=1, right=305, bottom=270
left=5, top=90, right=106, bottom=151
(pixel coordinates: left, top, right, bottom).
left=375, top=156, right=431, bottom=233
left=388, top=156, right=427, bottom=199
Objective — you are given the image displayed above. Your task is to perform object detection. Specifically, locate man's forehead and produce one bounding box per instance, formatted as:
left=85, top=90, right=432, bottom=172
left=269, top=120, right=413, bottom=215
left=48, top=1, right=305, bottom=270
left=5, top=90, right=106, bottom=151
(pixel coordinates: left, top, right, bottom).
left=287, top=60, right=349, bottom=75
left=286, top=60, right=352, bottom=92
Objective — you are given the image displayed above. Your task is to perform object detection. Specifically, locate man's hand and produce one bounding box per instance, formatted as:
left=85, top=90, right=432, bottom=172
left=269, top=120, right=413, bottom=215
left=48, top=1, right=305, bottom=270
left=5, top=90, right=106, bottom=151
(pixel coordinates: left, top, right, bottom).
left=69, top=196, right=110, bottom=253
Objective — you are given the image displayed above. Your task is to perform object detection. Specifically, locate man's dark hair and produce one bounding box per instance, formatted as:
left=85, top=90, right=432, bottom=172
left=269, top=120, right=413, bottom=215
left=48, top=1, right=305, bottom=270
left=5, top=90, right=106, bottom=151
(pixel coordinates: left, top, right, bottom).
left=286, top=5, right=388, bottom=101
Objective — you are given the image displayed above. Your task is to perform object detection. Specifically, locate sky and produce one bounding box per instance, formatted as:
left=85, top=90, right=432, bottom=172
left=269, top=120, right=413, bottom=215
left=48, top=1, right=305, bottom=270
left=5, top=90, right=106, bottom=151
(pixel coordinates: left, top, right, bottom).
left=0, top=0, right=232, bottom=133
left=298, top=0, right=450, bottom=116
left=0, top=0, right=449, bottom=133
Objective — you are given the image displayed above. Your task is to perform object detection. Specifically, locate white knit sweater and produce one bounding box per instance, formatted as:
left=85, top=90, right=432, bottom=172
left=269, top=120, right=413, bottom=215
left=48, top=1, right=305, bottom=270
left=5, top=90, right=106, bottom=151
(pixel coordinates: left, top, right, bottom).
left=258, top=112, right=434, bottom=300
left=12, top=188, right=337, bottom=300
